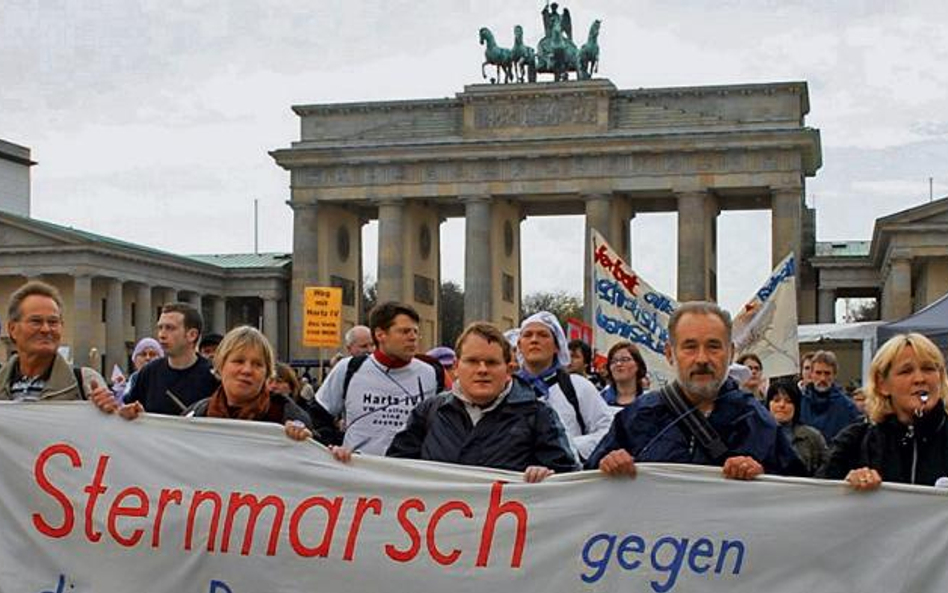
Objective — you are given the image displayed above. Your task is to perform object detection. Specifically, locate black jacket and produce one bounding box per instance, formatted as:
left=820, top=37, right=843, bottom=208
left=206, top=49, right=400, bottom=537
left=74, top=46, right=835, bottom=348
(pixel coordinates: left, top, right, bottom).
left=818, top=407, right=948, bottom=486
left=386, top=378, right=579, bottom=474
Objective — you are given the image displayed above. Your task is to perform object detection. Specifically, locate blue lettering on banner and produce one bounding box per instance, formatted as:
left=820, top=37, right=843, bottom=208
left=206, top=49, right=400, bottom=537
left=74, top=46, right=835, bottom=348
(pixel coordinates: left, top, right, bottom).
left=755, top=256, right=795, bottom=302
left=210, top=580, right=233, bottom=593
left=579, top=531, right=746, bottom=591
left=595, top=307, right=668, bottom=355
left=596, top=280, right=674, bottom=336
left=39, top=574, right=70, bottom=593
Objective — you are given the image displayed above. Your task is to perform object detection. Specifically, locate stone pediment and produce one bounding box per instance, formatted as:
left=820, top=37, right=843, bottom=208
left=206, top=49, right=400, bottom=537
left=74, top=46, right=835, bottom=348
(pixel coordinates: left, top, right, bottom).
left=877, top=196, right=948, bottom=226
left=0, top=215, right=85, bottom=249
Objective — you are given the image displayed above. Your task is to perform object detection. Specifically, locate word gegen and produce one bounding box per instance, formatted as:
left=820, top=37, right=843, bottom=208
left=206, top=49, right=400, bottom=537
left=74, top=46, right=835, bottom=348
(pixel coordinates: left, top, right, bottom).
left=31, top=443, right=530, bottom=569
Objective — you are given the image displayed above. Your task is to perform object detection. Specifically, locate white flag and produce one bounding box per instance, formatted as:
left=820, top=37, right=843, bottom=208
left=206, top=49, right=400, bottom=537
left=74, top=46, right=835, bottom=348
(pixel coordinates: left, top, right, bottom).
left=591, top=229, right=678, bottom=387
left=732, top=253, right=800, bottom=378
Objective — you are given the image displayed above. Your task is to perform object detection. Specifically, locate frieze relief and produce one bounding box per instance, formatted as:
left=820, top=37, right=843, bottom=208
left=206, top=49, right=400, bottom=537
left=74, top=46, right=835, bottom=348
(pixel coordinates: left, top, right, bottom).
left=473, top=97, right=598, bottom=129
left=293, top=149, right=797, bottom=188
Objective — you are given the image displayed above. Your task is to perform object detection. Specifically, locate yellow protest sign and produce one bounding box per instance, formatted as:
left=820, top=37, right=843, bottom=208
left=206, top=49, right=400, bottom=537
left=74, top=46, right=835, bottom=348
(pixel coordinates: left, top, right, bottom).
left=303, top=287, right=342, bottom=348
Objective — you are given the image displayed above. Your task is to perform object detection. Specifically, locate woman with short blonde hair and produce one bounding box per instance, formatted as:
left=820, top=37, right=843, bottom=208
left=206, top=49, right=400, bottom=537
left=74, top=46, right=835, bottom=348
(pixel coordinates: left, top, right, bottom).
left=818, top=333, right=948, bottom=489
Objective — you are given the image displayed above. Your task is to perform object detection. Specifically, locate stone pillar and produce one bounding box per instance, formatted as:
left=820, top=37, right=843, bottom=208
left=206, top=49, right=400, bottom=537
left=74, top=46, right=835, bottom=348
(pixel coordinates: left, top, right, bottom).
left=883, top=256, right=912, bottom=320
left=106, top=278, right=126, bottom=372
left=135, top=283, right=152, bottom=341
left=490, top=200, right=522, bottom=330
left=263, top=297, right=280, bottom=354
left=290, top=202, right=320, bottom=360
left=73, top=275, right=93, bottom=367
left=676, top=191, right=718, bottom=302
left=188, top=292, right=203, bottom=313
left=818, top=288, right=836, bottom=324
left=771, top=187, right=803, bottom=267
left=377, top=199, right=405, bottom=303
left=212, top=296, right=227, bottom=335
left=584, top=194, right=612, bottom=323
left=463, top=195, right=492, bottom=324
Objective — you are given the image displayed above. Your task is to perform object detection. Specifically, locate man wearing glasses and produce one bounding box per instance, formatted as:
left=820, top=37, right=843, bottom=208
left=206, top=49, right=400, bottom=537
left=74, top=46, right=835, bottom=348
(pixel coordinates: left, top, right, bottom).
left=0, top=281, right=105, bottom=401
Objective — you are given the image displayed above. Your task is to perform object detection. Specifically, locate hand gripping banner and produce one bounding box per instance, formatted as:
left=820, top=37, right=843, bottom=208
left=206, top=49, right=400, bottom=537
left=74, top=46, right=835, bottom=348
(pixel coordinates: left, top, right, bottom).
left=2, top=403, right=948, bottom=593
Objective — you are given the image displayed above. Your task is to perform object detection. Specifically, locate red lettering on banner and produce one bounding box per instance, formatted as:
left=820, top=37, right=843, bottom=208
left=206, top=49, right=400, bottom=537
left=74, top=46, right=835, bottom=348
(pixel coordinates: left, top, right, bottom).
left=476, top=482, right=528, bottom=568
left=221, top=493, right=286, bottom=556
left=26, top=443, right=534, bottom=571
left=343, top=496, right=383, bottom=561
left=83, top=454, right=110, bottom=543
left=288, top=496, right=342, bottom=558
left=385, top=498, right=425, bottom=562
left=32, top=443, right=80, bottom=539
left=427, top=501, right=474, bottom=566
left=185, top=491, right=223, bottom=552
left=107, top=486, right=149, bottom=547
left=594, top=244, right=641, bottom=296
left=151, top=488, right=183, bottom=548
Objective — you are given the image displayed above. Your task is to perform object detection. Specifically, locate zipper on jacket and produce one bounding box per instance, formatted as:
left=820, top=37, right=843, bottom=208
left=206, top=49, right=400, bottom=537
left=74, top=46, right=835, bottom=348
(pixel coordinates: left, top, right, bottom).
left=906, top=424, right=918, bottom=484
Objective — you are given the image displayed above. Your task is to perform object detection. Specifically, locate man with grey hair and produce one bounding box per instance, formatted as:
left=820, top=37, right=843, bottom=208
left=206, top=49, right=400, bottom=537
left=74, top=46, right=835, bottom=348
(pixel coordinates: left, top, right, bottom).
left=587, top=301, right=803, bottom=479
left=0, top=280, right=106, bottom=401
left=800, top=349, right=861, bottom=442
left=344, top=325, right=374, bottom=356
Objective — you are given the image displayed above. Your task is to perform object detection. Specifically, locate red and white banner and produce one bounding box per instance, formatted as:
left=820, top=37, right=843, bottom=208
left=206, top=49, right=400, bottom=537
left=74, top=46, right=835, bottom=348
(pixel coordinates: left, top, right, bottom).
left=2, top=402, right=948, bottom=592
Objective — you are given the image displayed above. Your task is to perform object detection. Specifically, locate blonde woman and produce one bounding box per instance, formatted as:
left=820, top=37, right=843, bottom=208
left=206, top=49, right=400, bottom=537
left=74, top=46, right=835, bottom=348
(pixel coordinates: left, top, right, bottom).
left=817, top=333, right=948, bottom=489
left=94, top=326, right=312, bottom=441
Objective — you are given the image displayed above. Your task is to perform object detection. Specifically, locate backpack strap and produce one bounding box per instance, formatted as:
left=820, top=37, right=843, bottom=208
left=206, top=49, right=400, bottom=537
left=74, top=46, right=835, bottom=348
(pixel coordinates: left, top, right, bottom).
left=341, top=353, right=370, bottom=403
left=72, top=367, right=88, bottom=400
left=555, top=369, right=586, bottom=434
left=658, top=382, right=728, bottom=462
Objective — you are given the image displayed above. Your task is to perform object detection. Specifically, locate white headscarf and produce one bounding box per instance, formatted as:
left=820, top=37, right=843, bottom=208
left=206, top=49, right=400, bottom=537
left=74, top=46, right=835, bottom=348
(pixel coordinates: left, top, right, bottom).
left=518, top=311, right=571, bottom=368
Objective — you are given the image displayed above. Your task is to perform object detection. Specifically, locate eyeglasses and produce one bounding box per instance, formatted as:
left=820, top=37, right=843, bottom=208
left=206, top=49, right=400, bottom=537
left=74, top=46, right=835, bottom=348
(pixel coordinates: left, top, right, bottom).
left=22, top=316, right=62, bottom=329
left=610, top=356, right=635, bottom=367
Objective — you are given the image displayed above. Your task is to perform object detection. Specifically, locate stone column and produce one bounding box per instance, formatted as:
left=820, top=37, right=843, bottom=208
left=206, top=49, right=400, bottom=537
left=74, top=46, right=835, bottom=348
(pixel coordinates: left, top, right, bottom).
left=135, top=283, right=152, bottom=341
left=677, top=191, right=718, bottom=302
left=376, top=199, right=405, bottom=302
left=290, top=202, right=320, bottom=360
left=818, top=288, right=836, bottom=324
left=212, top=296, right=227, bottom=336
left=883, top=256, right=912, bottom=320
left=106, top=278, right=126, bottom=372
left=72, top=275, right=93, bottom=367
left=584, top=194, right=612, bottom=323
left=263, top=297, right=280, bottom=354
left=463, top=195, right=492, bottom=324
left=189, top=293, right=203, bottom=314
left=772, top=186, right=803, bottom=267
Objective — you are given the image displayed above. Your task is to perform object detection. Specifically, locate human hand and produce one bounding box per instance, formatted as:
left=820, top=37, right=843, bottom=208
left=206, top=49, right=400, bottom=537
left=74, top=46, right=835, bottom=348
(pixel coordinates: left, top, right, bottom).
left=523, top=466, right=555, bottom=483
left=598, top=449, right=636, bottom=477
left=284, top=420, right=313, bottom=442
left=845, top=467, right=882, bottom=491
left=329, top=445, right=353, bottom=463
left=722, top=456, right=764, bottom=481
left=89, top=380, right=118, bottom=414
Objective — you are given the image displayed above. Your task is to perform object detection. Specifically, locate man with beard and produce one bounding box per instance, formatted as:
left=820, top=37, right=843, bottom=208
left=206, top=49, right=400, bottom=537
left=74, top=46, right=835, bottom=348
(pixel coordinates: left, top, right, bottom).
left=587, top=301, right=803, bottom=479
left=799, top=350, right=862, bottom=442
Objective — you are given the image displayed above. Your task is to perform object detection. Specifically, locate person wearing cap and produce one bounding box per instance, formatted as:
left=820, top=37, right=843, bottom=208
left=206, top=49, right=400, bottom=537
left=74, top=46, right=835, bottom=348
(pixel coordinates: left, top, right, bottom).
left=515, top=311, right=614, bottom=462
left=426, top=346, right=456, bottom=390
left=114, top=337, right=164, bottom=401
left=0, top=280, right=106, bottom=401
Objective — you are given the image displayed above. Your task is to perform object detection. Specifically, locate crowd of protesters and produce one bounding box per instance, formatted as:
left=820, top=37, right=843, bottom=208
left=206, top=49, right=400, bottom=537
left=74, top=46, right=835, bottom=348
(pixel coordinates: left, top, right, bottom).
left=3, top=278, right=948, bottom=490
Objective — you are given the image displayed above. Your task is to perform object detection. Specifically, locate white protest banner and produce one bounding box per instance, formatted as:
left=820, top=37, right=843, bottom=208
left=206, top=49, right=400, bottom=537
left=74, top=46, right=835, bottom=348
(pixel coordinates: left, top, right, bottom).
left=732, top=253, right=800, bottom=378
left=3, top=403, right=948, bottom=593
left=591, top=229, right=677, bottom=387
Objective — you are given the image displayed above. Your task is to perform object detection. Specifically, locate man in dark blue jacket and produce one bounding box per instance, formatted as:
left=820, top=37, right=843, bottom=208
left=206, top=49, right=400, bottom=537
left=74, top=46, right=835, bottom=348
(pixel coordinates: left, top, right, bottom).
left=799, top=350, right=862, bottom=442
left=385, top=322, right=579, bottom=481
left=587, top=301, right=804, bottom=479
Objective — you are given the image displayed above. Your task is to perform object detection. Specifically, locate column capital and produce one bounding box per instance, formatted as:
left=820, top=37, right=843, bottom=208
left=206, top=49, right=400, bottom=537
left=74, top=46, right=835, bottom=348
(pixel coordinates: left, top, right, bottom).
left=582, top=192, right=612, bottom=202
left=372, top=197, right=404, bottom=207
left=459, top=194, right=491, bottom=204
left=287, top=200, right=318, bottom=213
left=771, top=185, right=804, bottom=196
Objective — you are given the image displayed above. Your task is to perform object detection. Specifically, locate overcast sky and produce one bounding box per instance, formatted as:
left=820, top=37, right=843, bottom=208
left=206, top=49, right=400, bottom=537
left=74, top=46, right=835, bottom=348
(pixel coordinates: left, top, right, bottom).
left=2, top=0, right=947, bottom=314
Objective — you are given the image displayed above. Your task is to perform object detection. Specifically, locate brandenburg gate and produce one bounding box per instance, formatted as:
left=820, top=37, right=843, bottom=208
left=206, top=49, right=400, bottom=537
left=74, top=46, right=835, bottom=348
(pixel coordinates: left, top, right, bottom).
left=272, top=79, right=822, bottom=359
